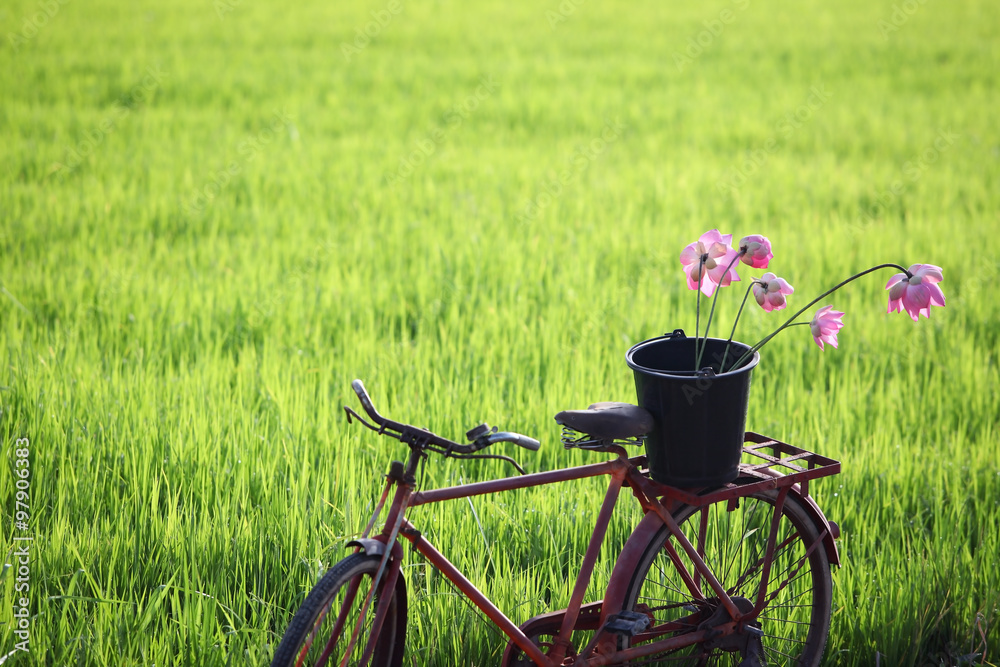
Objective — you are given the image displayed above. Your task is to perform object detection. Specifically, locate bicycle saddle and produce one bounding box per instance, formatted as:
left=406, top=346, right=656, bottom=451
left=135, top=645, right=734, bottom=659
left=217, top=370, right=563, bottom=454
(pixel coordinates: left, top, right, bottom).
left=554, top=402, right=654, bottom=440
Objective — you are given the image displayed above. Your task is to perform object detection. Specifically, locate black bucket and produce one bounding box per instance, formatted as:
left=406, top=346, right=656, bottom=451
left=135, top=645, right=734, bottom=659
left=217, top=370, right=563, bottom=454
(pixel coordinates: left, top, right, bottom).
left=626, top=330, right=759, bottom=487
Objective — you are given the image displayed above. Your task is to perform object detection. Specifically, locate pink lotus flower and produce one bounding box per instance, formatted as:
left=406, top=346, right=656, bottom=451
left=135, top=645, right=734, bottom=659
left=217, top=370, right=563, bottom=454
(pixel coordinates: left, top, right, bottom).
left=885, top=264, right=946, bottom=321
left=679, top=230, right=741, bottom=297
left=810, top=305, right=844, bottom=350
left=739, top=234, right=773, bottom=269
left=674, top=229, right=944, bottom=372
left=752, top=273, right=794, bottom=312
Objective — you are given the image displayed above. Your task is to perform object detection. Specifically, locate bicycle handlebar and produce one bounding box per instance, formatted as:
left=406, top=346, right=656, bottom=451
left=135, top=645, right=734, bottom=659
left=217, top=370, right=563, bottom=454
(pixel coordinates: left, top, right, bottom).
left=347, top=379, right=541, bottom=455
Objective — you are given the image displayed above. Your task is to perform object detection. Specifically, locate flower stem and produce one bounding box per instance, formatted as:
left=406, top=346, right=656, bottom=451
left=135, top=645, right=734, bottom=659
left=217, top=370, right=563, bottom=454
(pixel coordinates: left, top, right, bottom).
left=695, top=274, right=702, bottom=339
left=726, top=263, right=911, bottom=371
left=721, top=281, right=758, bottom=371
left=696, top=251, right=744, bottom=370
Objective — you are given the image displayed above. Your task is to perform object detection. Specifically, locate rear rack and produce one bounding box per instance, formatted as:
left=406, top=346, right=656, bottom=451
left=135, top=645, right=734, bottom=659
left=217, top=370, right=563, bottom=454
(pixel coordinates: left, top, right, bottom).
left=650, top=431, right=841, bottom=508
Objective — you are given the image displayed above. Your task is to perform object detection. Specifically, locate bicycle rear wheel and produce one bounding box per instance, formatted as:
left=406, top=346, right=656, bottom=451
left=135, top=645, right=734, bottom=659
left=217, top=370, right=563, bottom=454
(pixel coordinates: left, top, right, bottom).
left=271, top=553, right=407, bottom=667
left=622, top=486, right=833, bottom=666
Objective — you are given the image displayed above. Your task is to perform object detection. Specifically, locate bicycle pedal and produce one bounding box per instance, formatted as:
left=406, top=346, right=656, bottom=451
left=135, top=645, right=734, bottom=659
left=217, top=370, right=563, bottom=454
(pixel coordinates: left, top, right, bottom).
left=604, top=610, right=651, bottom=637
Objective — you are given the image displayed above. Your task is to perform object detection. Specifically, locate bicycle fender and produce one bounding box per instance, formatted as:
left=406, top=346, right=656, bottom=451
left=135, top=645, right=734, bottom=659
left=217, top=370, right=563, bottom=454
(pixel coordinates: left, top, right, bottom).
left=345, top=538, right=388, bottom=557
left=601, top=509, right=683, bottom=619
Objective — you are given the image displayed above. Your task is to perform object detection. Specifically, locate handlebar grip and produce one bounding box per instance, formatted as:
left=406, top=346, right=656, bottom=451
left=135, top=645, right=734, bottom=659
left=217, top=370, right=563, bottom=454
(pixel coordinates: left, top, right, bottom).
left=512, top=434, right=541, bottom=451
left=351, top=379, right=382, bottom=423
left=488, top=432, right=540, bottom=452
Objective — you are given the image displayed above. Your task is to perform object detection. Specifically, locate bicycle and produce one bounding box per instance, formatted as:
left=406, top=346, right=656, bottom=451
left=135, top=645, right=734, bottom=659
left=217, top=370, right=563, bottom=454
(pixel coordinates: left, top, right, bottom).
left=271, top=379, right=841, bottom=666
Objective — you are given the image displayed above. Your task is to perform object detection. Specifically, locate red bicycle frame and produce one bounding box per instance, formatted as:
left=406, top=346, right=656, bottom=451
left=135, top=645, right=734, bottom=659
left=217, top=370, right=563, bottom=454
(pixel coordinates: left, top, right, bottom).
left=345, top=433, right=840, bottom=666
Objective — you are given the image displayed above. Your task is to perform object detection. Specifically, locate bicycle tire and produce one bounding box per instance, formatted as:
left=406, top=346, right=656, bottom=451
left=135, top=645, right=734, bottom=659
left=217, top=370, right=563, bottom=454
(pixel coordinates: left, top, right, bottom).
left=271, top=553, right=407, bottom=667
left=621, top=486, right=833, bottom=666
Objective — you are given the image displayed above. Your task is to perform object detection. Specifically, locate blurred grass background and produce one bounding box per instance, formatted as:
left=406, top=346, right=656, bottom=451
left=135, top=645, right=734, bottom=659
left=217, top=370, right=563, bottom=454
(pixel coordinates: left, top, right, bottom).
left=1, top=0, right=998, bottom=664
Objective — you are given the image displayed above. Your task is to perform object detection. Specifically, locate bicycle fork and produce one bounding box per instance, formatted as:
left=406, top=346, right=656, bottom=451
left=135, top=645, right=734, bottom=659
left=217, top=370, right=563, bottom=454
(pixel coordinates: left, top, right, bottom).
left=340, top=472, right=412, bottom=667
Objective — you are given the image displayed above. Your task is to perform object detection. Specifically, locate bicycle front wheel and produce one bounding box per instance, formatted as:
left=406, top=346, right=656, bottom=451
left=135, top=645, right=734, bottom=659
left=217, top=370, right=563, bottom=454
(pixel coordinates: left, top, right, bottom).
left=271, top=553, right=407, bottom=667
left=622, top=487, right=833, bottom=666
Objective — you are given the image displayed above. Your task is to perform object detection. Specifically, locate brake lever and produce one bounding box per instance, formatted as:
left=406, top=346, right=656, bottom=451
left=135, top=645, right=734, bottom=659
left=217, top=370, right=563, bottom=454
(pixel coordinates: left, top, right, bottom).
left=344, top=405, right=391, bottom=436
left=445, top=451, right=527, bottom=475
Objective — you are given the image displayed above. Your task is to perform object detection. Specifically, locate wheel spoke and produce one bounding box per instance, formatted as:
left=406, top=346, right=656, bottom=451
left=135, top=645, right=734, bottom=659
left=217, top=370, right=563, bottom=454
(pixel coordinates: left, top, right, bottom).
left=644, top=568, right=700, bottom=601
left=761, top=641, right=806, bottom=662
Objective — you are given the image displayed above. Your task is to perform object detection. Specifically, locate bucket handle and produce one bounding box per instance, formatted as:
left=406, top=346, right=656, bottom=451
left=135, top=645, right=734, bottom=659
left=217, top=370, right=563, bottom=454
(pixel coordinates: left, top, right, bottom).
left=653, top=329, right=719, bottom=376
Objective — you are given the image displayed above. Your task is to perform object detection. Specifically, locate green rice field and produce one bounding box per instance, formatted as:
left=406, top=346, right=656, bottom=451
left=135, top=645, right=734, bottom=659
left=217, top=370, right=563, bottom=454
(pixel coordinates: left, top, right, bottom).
left=2, top=0, right=999, bottom=664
